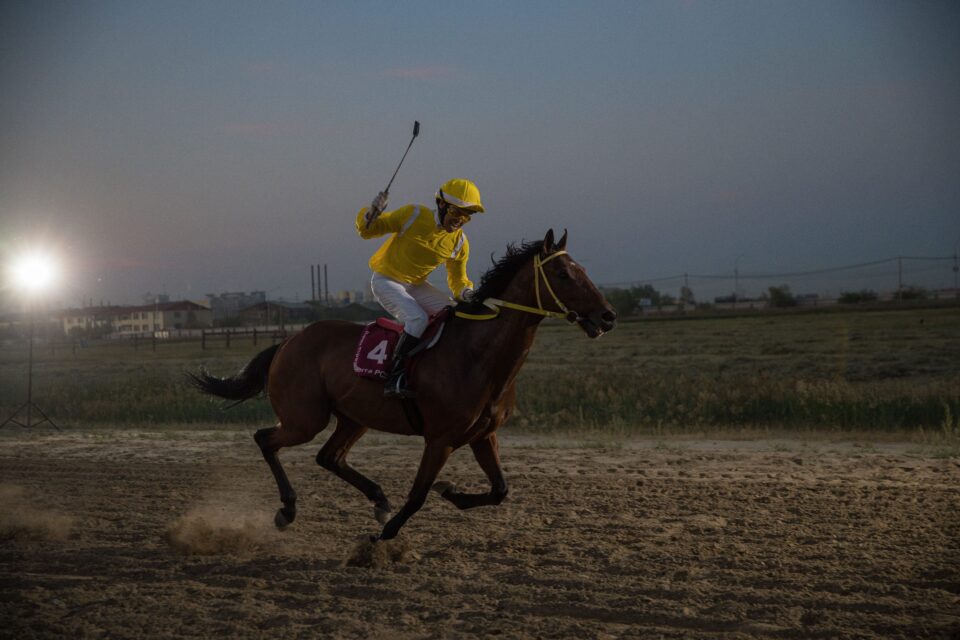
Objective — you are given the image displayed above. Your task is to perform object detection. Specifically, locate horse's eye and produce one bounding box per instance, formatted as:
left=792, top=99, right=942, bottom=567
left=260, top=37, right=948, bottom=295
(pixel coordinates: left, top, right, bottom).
left=558, top=269, right=572, bottom=280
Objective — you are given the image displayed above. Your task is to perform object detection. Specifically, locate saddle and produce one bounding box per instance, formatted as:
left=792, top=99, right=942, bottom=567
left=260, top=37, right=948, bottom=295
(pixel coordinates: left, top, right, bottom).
left=352, top=308, right=451, bottom=379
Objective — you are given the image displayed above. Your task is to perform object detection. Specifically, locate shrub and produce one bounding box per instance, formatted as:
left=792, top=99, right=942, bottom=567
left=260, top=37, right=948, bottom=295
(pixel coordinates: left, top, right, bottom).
left=898, top=286, right=927, bottom=301
left=767, top=285, right=797, bottom=308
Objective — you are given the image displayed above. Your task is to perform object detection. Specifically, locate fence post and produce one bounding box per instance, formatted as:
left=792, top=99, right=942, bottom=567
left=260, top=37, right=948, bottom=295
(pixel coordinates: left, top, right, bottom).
left=152, top=333, right=157, bottom=352
left=225, top=330, right=231, bottom=349
left=201, top=330, right=206, bottom=350
left=253, top=328, right=258, bottom=347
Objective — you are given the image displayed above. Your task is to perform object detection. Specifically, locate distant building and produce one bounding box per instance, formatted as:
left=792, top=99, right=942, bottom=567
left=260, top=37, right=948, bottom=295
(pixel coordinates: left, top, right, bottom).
left=932, top=288, right=959, bottom=299
left=58, top=301, right=212, bottom=336
left=238, top=301, right=314, bottom=326
left=334, top=290, right=367, bottom=305
left=60, top=305, right=125, bottom=335
left=114, top=300, right=212, bottom=334
left=205, top=291, right=266, bottom=320
left=711, top=298, right=769, bottom=311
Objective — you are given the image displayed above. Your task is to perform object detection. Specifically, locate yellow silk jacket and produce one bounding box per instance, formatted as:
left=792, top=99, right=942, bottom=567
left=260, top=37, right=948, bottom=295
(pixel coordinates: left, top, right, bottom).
left=356, top=204, right=473, bottom=297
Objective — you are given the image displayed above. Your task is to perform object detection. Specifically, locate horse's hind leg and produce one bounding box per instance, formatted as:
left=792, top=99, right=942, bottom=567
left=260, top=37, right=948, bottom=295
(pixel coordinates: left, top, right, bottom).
left=255, top=417, right=326, bottom=529
left=433, top=433, right=509, bottom=509
left=317, top=416, right=393, bottom=524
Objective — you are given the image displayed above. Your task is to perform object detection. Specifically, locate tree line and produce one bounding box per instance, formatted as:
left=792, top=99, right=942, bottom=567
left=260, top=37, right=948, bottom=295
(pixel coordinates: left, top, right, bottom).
left=599, top=284, right=934, bottom=316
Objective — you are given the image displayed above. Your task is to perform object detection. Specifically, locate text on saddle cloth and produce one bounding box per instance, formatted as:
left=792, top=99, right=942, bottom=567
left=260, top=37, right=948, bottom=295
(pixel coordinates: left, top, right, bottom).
left=352, top=308, right=450, bottom=379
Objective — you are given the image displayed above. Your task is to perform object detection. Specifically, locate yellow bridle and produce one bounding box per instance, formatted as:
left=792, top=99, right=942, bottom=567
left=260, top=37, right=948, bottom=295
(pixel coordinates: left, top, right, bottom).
left=455, top=251, right=577, bottom=322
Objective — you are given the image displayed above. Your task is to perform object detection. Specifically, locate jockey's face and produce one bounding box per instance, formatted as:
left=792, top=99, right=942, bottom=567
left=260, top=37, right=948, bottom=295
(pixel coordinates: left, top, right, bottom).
left=440, top=204, right=473, bottom=232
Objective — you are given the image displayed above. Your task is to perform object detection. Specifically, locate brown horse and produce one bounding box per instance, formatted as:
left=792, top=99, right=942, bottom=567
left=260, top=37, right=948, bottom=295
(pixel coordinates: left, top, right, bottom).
left=191, top=229, right=616, bottom=540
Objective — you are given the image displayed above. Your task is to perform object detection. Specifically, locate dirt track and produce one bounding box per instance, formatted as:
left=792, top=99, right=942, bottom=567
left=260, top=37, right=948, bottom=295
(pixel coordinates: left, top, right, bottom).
left=1, top=428, right=958, bottom=639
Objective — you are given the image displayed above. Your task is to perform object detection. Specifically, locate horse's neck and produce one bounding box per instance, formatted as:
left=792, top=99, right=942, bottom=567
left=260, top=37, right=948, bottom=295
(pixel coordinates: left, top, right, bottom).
left=460, top=269, right=544, bottom=390
left=445, top=322, right=534, bottom=414
left=464, top=312, right=539, bottom=369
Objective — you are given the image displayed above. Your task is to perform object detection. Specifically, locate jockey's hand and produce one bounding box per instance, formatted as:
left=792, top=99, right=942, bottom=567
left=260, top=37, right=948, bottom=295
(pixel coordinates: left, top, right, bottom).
left=368, top=191, right=388, bottom=221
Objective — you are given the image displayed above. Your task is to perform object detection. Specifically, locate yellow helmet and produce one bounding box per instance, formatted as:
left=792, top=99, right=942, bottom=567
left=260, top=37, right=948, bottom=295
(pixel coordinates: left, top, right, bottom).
left=436, top=178, right=484, bottom=213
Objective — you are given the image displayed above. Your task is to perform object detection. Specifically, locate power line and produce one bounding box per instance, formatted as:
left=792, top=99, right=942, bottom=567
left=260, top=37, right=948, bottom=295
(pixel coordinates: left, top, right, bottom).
left=599, top=255, right=954, bottom=288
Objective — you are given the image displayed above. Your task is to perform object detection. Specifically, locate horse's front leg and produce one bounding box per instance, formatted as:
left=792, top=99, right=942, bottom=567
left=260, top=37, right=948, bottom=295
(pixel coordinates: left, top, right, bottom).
left=378, top=440, right=453, bottom=540
left=432, top=433, right=508, bottom=509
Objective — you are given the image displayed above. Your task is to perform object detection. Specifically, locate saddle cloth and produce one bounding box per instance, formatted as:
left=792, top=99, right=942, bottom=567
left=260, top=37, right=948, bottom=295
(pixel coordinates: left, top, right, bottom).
left=352, top=308, right=450, bottom=379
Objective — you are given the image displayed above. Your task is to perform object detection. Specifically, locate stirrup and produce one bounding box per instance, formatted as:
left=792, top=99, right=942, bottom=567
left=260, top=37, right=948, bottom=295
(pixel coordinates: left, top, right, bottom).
left=384, top=372, right=416, bottom=399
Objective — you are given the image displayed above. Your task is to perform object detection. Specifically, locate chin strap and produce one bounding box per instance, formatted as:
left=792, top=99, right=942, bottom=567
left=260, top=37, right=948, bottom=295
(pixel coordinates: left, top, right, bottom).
left=455, top=251, right=579, bottom=323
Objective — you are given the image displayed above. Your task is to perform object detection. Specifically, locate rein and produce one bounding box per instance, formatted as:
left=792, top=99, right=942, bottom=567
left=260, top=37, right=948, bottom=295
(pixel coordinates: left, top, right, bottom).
left=455, top=251, right=579, bottom=323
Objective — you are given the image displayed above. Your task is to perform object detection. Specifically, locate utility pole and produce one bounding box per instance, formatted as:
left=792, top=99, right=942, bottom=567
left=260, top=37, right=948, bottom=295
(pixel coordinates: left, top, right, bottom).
left=310, top=265, right=316, bottom=302
left=1, top=301, right=57, bottom=429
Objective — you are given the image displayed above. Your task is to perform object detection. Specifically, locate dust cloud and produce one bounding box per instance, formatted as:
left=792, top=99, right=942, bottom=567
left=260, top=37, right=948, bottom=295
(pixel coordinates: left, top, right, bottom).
left=164, top=504, right=271, bottom=556
left=344, top=535, right=421, bottom=568
left=0, top=483, right=74, bottom=542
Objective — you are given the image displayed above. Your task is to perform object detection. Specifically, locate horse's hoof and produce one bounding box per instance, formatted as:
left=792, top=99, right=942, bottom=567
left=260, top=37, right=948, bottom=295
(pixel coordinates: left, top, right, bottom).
left=368, top=533, right=381, bottom=543
left=374, top=506, right=392, bottom=525
left=431, top=481, right=455, bottom=496
left=274, top=508, right=294, bottom=530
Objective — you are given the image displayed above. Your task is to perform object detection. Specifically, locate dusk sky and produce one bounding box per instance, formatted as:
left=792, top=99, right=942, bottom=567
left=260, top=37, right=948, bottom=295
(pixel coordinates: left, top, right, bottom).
left=2, top=1, right=958, bottom=307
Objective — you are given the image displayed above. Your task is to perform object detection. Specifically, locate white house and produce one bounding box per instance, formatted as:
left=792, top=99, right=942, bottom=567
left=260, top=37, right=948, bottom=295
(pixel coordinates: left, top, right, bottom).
left=60, top=301, right=212, bottom=337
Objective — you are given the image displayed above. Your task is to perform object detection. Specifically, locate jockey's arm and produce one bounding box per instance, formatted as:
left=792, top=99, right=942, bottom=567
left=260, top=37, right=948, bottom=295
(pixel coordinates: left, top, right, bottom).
left=446, top=235, right=473, bottom=299
left=355, top=206, right=408, bottom=239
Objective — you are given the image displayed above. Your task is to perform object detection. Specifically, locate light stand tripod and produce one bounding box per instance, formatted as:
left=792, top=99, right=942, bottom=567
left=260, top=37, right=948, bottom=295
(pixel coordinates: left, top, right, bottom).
left=1, top=306, right=58, bottom=429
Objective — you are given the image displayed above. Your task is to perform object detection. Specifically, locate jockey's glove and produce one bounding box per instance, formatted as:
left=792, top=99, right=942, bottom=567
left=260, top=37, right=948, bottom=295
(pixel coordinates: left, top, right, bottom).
left=368, top=191, right=388, bottom=220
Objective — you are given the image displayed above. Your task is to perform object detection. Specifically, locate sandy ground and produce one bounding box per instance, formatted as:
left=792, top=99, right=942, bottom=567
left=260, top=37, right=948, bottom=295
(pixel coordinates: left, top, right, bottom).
left=0, top=428, right=958, bottom=639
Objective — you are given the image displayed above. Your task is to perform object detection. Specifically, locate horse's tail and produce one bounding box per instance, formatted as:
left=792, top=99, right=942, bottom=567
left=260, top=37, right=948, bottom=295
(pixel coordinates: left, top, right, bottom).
left=189, top=342, right=283, bottom=402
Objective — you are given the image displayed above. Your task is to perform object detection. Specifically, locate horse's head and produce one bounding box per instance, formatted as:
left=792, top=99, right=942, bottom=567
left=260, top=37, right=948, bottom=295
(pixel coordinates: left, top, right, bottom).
left=536, top=229, right=617, bottom=338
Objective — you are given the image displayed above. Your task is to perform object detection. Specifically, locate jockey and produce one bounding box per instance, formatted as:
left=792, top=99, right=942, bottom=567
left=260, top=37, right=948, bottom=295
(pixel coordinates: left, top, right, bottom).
left=356, top=178, right=484, bottom=398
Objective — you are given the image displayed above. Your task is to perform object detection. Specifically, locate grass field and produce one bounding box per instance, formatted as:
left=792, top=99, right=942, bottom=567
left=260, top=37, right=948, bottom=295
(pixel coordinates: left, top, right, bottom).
left=1, top=306, right=958, bottom=435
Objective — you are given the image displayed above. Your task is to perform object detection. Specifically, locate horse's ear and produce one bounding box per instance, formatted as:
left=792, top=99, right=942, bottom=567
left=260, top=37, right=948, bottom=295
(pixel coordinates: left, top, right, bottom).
left=543, top=229, right=555, bottom=255
left=556, top=229, right=568, bottom=251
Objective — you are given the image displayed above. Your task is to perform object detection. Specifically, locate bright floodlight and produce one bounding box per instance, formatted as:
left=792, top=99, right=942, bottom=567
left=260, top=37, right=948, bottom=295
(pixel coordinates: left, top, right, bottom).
left=9, top=250, right=59, bottom=294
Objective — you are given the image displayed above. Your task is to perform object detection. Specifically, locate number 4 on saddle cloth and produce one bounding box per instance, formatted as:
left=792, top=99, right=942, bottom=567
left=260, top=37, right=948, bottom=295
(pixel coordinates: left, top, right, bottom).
left=352, top=308, right=452, bottom=379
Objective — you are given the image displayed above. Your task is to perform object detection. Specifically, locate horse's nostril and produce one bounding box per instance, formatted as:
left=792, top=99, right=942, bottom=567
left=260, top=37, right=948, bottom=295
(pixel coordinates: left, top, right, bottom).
left=602, top=310, right=617, bottom=323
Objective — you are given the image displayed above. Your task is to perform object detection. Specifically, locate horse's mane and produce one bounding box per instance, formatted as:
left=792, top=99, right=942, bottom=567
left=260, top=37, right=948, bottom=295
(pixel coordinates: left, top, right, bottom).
left=472, top=240, right=544, bottom=302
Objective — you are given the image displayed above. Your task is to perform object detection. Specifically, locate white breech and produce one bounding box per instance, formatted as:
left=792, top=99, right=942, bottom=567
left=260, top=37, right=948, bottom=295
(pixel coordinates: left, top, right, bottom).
left=370, top=272, right=452, bottom=338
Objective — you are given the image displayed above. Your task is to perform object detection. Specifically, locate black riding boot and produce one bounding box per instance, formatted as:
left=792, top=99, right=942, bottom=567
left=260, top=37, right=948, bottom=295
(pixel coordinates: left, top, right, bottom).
left=384, top=332, right=421, bottom=398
